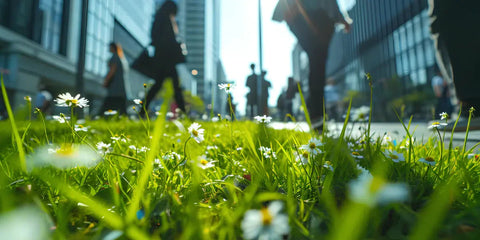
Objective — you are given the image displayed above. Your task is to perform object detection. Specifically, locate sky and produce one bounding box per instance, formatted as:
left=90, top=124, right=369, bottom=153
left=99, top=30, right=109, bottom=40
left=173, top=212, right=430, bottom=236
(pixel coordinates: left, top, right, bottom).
left=220, top=0, right=356, bottom=115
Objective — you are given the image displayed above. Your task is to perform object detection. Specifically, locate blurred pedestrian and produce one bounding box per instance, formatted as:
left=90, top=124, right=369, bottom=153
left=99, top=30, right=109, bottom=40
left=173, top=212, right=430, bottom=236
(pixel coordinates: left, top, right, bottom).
left=285, top=77, right=298, bottom=118
left=261, top=71, right=272, bottom=115
left=277, top=89, right=287, bottom=120
left=324, top=78, right=341, bottom=121
left=431, top=68, right=453, bottom=117
left=101, top=42, right=129, bottom=115
left=245, top=63, right=258, bottom=118
left=429, top=0, right=480, bottom=128
left=273, top=0, right=352, bottom=130
left=141, top=0, right=186, bottom=117
left=35, top=84, right=53, bottom=115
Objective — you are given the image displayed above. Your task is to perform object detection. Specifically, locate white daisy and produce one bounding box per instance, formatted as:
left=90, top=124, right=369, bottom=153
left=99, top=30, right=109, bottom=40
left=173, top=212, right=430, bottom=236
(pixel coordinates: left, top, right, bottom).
left=218, top=83, right=235, bottom=93
left=52, top=115, right=69, bottom=123
left=384, top=150, right=405, bottom=163
left=96, top=142, right=111, bottom=154
left=133, top=99, right=143, bottom=105
left=104, top=109, right=118, bottom=116
left=54, top=92, right=89, bottom=108
left=351, top=106, right=370, bottom=122
left=27, top=144, right=101, bottom=171
left=439, top=112, right=448, bottom=120
left=241, top=201, right=290, bottom=240
left=349, top=172, right=409, bottom=206
left=295, top=150, right=309, bottom=165
left=188, top=122, right=205, bottom=143
left=418, top=157, right=436, bottom=166
left=300, top=138, right=323, bottom=156
left=259, top=146, right=277, bottom=159
left=198, top=157, right=215, bottom=169
left=254, top=115, right=272, bottom=124
left=428, top=121, right=447, bottom=129
left=74, top=124, right=89, bottom=132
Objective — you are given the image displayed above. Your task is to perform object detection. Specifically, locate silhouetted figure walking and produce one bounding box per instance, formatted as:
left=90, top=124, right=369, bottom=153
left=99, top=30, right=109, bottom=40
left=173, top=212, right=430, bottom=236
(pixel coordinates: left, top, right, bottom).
left=101, top=42, right=129, bottom=115
left=245, top=63, right=258, bottom=118
left=429, top=0, right=480, bottom=120
left=261, top=71, right=272, bottom=115
left=273, top=0, right=351, bottom=129
left=285, top=77, right=298, bottom=118
left=431, top=68, right=453, bottom=117
left=142, top=0, right=186, bottom=116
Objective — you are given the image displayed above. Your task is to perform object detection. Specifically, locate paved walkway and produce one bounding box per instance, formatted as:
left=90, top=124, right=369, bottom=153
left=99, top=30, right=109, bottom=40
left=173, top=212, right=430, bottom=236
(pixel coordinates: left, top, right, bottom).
left=270, top=121, right=480, bottom=150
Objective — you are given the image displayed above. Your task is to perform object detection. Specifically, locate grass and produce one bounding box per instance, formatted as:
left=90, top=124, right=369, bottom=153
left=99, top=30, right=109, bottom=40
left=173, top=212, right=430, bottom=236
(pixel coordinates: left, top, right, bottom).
left=1, top=77, right=480, bottom=239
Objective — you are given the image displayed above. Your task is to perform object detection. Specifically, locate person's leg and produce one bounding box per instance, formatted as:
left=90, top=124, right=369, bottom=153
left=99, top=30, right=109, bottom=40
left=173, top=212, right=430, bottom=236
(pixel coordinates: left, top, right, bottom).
left=168, top=66, right=186, bottom=113
left=143, top=77, right=165, bottom=114
left=306, top=48, right=328, bottom=120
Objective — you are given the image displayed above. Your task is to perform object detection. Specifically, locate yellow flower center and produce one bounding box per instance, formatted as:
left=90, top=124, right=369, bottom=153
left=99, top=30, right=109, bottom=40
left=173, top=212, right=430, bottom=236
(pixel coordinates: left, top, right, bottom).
left=309, top=142, right=316, bottom=149
left=390, top=154, right=398, bottom=160
left=77, top=125, right=84, bottom=128
left=192, top=129, right=199, bottom=137
left=200, top=159, right=208, bottom=165
left=301, top=151, right=309, bottom=158
left=369, top=177, right=386, bottom=193
left=261, top=208, right=273, bottom=225
left=432, top=122, right=440, bottom=126
left=56, top=145, right=75, bottom=156
left=425, top=156, right=435, bottom=162
left=352, top=151, right=360, bottom=156
left=71, top=99, right=78, bottom=105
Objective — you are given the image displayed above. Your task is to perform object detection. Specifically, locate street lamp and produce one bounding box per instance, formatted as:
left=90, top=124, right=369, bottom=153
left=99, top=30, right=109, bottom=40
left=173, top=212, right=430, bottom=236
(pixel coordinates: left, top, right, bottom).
left=257, top=0, right=264, bottom=116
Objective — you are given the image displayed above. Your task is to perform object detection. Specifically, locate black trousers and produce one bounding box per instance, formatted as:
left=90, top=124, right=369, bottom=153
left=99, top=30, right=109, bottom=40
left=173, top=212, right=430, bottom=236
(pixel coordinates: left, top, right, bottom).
left=144, top=64, right=186, bottom=113
left=287, top=9, right=334, bottom=119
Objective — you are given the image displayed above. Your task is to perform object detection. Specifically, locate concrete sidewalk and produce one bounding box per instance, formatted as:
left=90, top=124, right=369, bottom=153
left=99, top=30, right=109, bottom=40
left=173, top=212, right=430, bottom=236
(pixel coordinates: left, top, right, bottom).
left=270, top=121, right=480, bottom=150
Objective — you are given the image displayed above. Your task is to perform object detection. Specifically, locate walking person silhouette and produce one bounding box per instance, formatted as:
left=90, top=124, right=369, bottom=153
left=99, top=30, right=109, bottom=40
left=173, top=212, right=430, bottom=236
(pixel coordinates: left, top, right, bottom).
left=141, top=0, right=186, bottom=117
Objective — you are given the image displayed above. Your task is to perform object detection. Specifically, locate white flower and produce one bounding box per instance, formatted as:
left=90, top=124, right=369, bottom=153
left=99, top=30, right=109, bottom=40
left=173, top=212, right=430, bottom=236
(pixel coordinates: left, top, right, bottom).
left=300, top=138, right=323, bottom=156
left=428, top=121, right=447, bottom=129
left=351, top=106, right=370, bottom=122
left=295, top=150, right=309, bottom=165
left=218, top=83, right=235, bottom=93
left=166, top=112, right=174, bottom=118
left=418, top=157, right=436, bottom=166
left=188, top=122, right=205, bottom=143
left=382, top=134, right=392, bottom=145
left=52, top=115, right=69, bottom=123
left=54, top=92, right=89, bottom=108
left=0, top=206, right=52, bottom=240
left=133, top=99, right=143, bottom=105
left=198, top=156, right=215, bottom=169
left=139, top=146, right=150, bottom=153
left=24, top=96, right=32, bottom=102
left=384, top=150, right=405, bottom=163
left=323, top=161, right=334, bottom=171
left=351, top=151, right=364, bottom=159
left=348, top=172, right=409, bottom=206
left=211, top=116, right=220, bottom=122
left=96, top=142, right=111, bottom=154
left=241, top=201, right=290, bottom=240
left=254, top=115, right=272, bottom=124
left=163, top=152, right=181, bottom=161
left=104, top=109, right=118, bottom=115
left=27, top=144, right=101, bottom=171
left=440, top=112, right=448, bottom=120
left=129, top=145, right=137, bottom=151
left=74, top=124, right=89, bottom=132
left=259, top=146, right=277, bottom=159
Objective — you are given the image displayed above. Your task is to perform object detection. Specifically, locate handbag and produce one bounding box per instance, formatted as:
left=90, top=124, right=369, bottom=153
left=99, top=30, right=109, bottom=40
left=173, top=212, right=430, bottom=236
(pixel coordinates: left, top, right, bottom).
left=131, top=48, right=157, bottom=79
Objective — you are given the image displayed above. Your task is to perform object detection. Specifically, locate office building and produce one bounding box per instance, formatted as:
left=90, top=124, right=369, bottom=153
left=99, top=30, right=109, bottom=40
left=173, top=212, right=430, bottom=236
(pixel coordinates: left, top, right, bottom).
left=0, top=0, right=155, bottom=114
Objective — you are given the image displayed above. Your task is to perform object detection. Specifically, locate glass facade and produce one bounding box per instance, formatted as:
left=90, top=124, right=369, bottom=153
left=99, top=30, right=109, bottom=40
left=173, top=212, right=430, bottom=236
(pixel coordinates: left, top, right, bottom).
left=39, top=0, right=64, bottom=53
left=85, top=0, right=114, bottom=77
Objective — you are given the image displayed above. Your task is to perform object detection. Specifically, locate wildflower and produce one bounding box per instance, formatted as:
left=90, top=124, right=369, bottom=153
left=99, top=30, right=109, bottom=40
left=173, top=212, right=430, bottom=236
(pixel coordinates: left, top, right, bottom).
left=351, top=151, right=364, bottom=159
left=133, top=99, right=143, bottom=105
left=143, top=83, right=147, bottom=88
left=259, top=146, right=277, bottom=159
left=128, top=145, right=137, bottom=151
left=163, top=152, right=181, bottom=161
left=323, top=161, right=334, bottom=171
left=236, top=147, right=243, bottom=151
left=207, top=145, right=218, bottom=151
left=382, top=134, right=392, bottom=144
left=54, top=92, right=89, bottom=108
left=188, top=122, right=205, bottom=143
left=418, top=157, right=436, bottom=166
left=300, top=138, right=323, bottom=156
left=104, top=109, right=118, bottom=115
left=52, top=115, right=69, bottom=123
left=254, top=115, right=272, bottom=124
left=198, top=156, right=215, bottom=169
left=74, top=124, right=89, bottom=132
left=349, top=172, right=409, bottom=206
left=218, top=83, right=235, bottom=93
left=428, top=121, right=447, bottom=129
left=211, top=116, right=220, bottom=122
left=24, top=96, right=31, bottom=102
left=111, top=135, right=127, bottom=143
left=0, top=206, right=52, bottom=240
left=27, top=144, right=101, bottom=170
left=241, top=201, right=290, bottom=240
left=440, top=112, right=448, bottom=120
left=384, top=150, right=405, bottom=163
left=351, top=106, right=370, bottom=122
left=138, top=146, right=150, bottom=153
left=295, top=150, right=309, bottom=165
left=96, top=142, right=111, bottom=154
